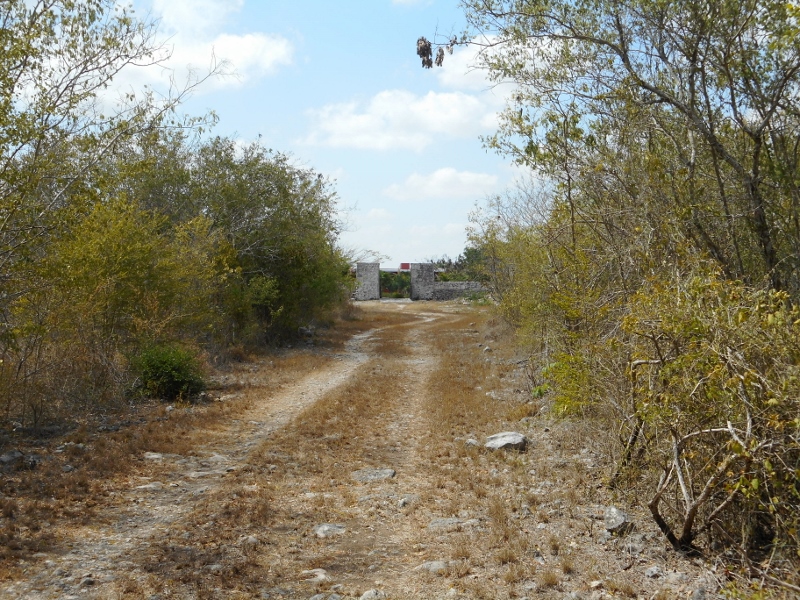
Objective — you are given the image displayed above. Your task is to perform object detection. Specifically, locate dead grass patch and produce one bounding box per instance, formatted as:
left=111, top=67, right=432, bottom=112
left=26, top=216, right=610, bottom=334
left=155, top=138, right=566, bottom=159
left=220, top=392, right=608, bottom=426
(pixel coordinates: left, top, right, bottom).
left=503, top=562, right=531, bottom=584
left=0, top=338, right=339, bottom=574
left=537, top=568, right=561, bottom=589
left=607, top=578, right=638, bottom=598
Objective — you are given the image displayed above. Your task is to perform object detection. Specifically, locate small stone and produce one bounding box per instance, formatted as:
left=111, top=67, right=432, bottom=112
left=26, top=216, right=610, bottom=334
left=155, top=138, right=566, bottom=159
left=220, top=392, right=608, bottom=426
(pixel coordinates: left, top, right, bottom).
left=351, top=468, right=396, bottom=483
left=301, top=568, right=329, bottom=582
left=136, top=481, right=164, bottom=490
left=359, top=590, right=385, bottom=600
left=206, top=564, right=224, bottom=573
left=415, top=560, right=449, bottom=575
left=398, top=494, right=419, bottom=508
left=690, top=587, right=707, bottom=600
left=427, top=517, right=463, bottom=531
left=464, top=438, right=479, bottom=447
left=79, top=577, right=96, bottom=587
left=240, top=535, right=259, bottom=547
left=622, top=540, right=644, bottom=556
left=313, top=524, right=346, bottom=538
left=62, top=465, right=75, bottom=473
left=645, top=566, right=663, bottom=578
left=485, top=431, right=528, bottom=451
left=666, top=572, right=689, bottom=584
left=604, top=506, right=633, bottom=534
left=0, top=450, right=23, bottom=466
left=143, top=452, right=164, bottom=460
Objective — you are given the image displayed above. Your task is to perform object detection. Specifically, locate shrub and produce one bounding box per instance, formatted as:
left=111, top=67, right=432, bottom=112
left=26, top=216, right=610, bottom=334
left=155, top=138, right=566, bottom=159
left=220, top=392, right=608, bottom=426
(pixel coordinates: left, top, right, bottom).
left=133, top=344, right=205, bottom=401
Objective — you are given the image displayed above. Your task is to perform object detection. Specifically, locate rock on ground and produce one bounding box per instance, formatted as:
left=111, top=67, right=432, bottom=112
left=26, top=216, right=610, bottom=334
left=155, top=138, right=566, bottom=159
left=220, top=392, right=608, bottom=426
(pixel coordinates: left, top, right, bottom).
left=485, top=431, right=528, bottom=451
left=351, top=468, right=396, bottom=483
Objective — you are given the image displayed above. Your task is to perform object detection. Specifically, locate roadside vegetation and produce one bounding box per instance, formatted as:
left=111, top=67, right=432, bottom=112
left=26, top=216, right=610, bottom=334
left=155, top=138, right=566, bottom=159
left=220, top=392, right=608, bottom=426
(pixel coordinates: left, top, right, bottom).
left=450, top=0, right=800, bottom=592
left=0, top=1, right=352, bottom=430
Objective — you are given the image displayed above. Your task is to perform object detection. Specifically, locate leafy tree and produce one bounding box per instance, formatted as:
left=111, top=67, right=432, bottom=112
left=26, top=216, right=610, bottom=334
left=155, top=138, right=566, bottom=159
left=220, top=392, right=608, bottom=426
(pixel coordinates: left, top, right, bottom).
left=380, top=271, right=410, bottom=297
left=0, top=1, right=207, bottom=286
left=188, top=137, right=351, bottom=342
left=460, top=0, right=800, bottom=581
left=463, top=0, right=800, bottom=293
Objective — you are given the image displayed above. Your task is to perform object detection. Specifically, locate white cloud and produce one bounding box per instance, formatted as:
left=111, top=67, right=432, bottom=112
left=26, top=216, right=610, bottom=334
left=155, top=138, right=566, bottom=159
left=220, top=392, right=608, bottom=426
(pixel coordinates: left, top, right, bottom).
left=436, top=41, right=492, bottom=92
left=383, top=168, right=498, bottom=201
left=367, top=208, right=395, bottom=220
left=152, top=0, right=243, bottom=36
left=175, top=32, right=293, bottom=88
left=435, top=36, right=517, bottom=104
left=303, top=89, right=497, bottom=151
left=110, top=0, right=293, bottom=97
left=407, top=222, right=469, bottom=258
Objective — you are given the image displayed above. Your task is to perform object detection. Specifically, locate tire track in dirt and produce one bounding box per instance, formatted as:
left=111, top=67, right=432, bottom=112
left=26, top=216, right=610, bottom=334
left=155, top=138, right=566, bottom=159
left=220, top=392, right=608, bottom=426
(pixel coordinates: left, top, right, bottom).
left=291, top=307, right=463, bottom=598
left=0, top=329, right=381, bottom=600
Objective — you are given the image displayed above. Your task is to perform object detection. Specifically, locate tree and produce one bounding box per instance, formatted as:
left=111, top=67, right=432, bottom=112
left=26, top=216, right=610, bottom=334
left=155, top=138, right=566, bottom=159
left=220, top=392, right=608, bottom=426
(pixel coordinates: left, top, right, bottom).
left=460, top=0, right=800, bottom=582
left=463, top=0, right=800, bottom=293
left=189, top=137, right=351, bottom=342
left=0, top=0, right=210, bottom=303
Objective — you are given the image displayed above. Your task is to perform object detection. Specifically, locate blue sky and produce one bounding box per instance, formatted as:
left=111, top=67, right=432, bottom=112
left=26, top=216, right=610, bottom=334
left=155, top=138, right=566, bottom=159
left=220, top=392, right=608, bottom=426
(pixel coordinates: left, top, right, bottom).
left=126, top=0, right=517, bottom=266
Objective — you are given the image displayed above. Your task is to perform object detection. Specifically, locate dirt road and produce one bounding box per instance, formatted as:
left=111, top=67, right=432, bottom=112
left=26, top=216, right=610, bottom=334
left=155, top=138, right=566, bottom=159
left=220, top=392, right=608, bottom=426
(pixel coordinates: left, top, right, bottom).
left=0, top=301, right=717, bottom=599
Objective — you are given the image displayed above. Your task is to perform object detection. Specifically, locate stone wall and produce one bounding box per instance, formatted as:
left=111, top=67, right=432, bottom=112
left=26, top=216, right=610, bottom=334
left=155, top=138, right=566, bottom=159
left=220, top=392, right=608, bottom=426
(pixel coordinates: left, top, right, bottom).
left=354, top=262, right=380, bottom=300
left=410, top=263, right=435, bottom=300
left=432, top=281, right=486, bottom=301
left=353, top=262, right=486, bottom=301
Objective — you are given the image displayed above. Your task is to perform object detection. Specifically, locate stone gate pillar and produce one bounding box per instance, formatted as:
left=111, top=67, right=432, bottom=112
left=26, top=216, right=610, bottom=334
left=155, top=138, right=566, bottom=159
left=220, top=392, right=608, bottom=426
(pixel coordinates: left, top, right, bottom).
left=410, top=263, right=435, bottom=300
left=354, top=262, right=380, bottom=300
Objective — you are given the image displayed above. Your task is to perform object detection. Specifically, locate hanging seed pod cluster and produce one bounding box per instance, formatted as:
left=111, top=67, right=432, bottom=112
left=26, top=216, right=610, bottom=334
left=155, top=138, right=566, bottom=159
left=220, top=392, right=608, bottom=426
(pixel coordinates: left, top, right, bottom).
left=417, top=36, right=458, bottom=68
left=417, top=37, right=433, bottom=68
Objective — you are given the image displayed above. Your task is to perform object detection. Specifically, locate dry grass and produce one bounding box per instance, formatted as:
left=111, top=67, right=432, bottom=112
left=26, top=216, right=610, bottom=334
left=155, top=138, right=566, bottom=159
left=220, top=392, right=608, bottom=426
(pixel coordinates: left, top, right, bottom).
left=503, top=562, right=530, bottom=584
left=0, top=300, right=719, bottom=599
left=451, top=535, right=472, bottom=561
left=127, top=306, right=432, bottom=595
left=0, top=316, right=371, bottom=579
left=560, top=553, right=575, bottom=574
left=548, top=533, right=561, bottom=555
left=537, top=568, right=561, bottom=589
left=607, top=577, right=638, bottom=598
left=496, top=544, right=519, bottom=565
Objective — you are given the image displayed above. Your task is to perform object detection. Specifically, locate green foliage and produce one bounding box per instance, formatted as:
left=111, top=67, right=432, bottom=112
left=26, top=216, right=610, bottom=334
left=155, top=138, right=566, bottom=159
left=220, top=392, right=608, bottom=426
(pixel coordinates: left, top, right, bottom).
left=133, top=344, right=205, bottom=402
left=188, top=137, right=351, bottom=342
left=0, top=3, right=349, bottom=425
left=380, top=271, right=410, bottom=297
left=622, top=267, right=800, bottom=556
left=427, top=247, right=489, bottom=283
left=463, top=0, right=800, bottom=580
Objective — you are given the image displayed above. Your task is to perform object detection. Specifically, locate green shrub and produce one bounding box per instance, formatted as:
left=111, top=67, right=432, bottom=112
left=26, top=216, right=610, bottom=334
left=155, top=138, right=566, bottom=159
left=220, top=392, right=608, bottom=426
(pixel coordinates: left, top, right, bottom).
left=134, top=344, right=205, bottom=401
